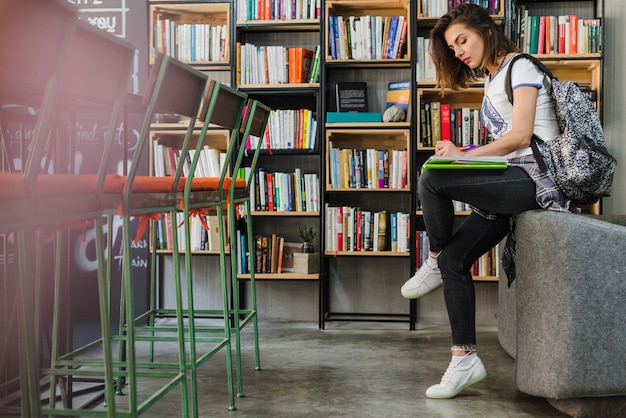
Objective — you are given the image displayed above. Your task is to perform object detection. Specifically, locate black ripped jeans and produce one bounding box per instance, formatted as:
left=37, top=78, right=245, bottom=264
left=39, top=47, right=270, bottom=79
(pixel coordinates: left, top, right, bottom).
left=418, top=167, right=540, bottom=347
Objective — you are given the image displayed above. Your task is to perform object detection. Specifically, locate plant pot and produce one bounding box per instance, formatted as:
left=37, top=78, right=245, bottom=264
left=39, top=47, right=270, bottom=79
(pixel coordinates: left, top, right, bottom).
left=302, top=242, right=314, bottom=253
left=293, top=252, right=320, bottom=274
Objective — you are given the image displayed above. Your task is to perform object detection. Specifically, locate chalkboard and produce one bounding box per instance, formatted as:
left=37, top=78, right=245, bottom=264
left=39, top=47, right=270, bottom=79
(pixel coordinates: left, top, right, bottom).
left=67, top=0, right=149, bottom=94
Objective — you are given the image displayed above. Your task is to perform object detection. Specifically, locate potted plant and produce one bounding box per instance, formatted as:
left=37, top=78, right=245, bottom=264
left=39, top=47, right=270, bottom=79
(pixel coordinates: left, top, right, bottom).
left=298, top=225, right=316, bottom=253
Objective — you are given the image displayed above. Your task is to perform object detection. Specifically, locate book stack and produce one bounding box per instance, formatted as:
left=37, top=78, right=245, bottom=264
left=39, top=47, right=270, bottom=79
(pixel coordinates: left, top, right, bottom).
left=327, top=14, right=408, bottom=60
left=515, top=8, right=602, bottom=54
left=325, top=206, right=411, bottom=253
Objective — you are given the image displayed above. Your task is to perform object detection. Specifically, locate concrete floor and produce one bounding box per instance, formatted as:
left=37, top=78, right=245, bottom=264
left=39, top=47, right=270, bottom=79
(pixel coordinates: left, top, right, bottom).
left=92, top=320, right=566, bottom=418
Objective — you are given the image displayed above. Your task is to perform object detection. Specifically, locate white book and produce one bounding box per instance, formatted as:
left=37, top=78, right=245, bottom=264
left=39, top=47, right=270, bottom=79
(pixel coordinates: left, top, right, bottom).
left=423, top=39, right=436, bottom=81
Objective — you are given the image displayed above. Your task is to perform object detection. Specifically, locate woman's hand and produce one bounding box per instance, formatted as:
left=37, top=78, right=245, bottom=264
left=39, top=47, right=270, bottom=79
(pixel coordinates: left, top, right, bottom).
left=435, top=140, right=463, bottom=157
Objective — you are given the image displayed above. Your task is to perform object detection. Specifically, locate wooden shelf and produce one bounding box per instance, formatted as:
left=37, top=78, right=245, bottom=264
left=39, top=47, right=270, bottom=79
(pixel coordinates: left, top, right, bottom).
left=238, top=273, right=319, bottom=280
left=324, top=250, right=410, bottom=257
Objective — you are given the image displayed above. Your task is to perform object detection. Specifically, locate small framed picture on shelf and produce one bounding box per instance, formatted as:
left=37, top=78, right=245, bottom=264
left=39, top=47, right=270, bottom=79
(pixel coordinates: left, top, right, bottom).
left=280, top=241, right=302, bottom=273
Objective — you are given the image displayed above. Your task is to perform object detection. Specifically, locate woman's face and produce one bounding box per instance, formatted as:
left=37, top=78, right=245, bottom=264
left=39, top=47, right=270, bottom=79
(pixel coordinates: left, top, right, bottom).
left=444, top=22, right=485, bottom=69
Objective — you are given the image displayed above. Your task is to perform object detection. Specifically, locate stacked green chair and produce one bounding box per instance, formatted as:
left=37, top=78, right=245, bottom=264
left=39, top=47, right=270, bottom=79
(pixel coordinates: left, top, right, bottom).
left=227, top=98, right=272, bottom=397
left=0, top=1, right=84, bottom=415
left=98, top=53, right=214, bottom=416
left=177, top=80, right=249, bottom=414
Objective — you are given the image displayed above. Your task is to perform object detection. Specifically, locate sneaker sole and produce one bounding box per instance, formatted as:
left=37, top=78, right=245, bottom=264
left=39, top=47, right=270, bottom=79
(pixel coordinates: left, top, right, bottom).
left=424, top=369, right=488, bottom=399
left=400, top=280, right=443, bottom=299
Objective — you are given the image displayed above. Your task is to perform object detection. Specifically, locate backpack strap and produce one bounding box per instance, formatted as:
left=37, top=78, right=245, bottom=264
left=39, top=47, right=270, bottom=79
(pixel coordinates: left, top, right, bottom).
left=504, top=53, right=555, bottom=173
left=504, top=53, right=555, bottom=105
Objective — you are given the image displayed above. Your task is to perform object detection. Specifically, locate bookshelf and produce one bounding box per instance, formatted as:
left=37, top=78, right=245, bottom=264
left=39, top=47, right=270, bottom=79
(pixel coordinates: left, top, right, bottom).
left=149, top=122, right=232, bottom=254
left=233, top=4, right=324, bottom=313
left=148, top=0, right=231, bottom=70
left=321, top=0, right=414, bottom=328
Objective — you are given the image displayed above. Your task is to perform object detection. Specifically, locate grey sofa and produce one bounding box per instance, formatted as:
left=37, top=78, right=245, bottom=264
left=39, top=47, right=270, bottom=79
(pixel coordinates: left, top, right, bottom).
left=497, top=210, right=626, bottom=417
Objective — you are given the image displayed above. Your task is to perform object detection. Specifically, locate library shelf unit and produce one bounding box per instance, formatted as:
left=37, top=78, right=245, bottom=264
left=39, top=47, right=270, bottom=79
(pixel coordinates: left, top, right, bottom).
left=148, top=0, right=231, bottom=71
left=232, top=12, right=324, bottom=324
left=320, top=0, right=415, bottom=328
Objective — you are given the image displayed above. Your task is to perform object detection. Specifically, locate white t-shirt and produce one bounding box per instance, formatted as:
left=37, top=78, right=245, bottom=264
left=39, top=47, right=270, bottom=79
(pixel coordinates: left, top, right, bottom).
left=481, top=55, right=560, bottom=159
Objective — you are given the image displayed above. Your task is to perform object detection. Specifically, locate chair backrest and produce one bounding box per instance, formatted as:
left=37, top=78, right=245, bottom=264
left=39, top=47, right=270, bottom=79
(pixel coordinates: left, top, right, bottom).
left=125, top=54, right=208, bottom=199
left=0, top=0, right=78, bottom=194
left=56, top=21, right=136, bottom=192
left=234, top=99, right=272, bottom=190
left=184, top=80, right=248, bottom=195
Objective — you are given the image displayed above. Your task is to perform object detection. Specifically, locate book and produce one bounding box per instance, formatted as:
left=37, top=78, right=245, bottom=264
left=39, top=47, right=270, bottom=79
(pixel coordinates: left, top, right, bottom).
left=440, top=103, right=451, bottom=141
left=326, top=112, right=381, bottom=123
left=385, top=80, right=410, bottom=114
left=335, top=81, right=368, bottom=112
left=430, top=102, right=441, bottom=143
left=422, top=156, right=509, bottom=172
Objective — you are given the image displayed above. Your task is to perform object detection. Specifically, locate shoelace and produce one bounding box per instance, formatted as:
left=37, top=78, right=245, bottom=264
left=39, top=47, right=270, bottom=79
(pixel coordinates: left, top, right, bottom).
left=439, top=362, right=458, bottom=384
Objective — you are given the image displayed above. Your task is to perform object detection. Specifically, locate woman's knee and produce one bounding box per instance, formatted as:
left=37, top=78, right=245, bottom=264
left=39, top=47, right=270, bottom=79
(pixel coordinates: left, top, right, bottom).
left=438, top=249, right=470, bottom=280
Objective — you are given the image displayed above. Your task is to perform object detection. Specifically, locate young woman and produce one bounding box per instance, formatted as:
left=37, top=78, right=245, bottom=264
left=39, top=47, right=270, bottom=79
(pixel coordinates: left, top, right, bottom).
left=401, top=3, right=569, bottom=399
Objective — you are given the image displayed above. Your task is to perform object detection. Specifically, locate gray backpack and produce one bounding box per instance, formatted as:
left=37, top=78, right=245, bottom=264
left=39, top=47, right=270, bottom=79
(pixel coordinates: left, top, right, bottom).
left=505, top=53, right=617, bottom=204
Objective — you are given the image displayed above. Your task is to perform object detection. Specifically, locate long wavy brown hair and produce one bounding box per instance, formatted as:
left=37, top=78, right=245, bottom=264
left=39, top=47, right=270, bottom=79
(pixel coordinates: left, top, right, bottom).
left=429, top=3, right=518, bottom=95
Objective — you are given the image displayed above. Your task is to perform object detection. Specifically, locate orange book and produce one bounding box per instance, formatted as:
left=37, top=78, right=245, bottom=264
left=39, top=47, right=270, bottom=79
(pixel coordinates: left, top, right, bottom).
left=293, top=48, right=314, bottom=83
left=288, top=47, right=297, bottom=84
left=569, top=15, right=578, bottom=54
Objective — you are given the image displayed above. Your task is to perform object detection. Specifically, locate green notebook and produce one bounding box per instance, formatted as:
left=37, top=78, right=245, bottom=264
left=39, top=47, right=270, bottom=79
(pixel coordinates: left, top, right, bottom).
left=422, top=156, right=509, bottom=172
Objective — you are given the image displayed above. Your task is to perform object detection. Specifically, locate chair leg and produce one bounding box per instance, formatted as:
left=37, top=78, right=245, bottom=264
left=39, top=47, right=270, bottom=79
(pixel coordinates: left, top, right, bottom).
left=245, top=201, right=261, bottom=372
left=228, top=203, right=244, bottom=398
left=16, top=227, right=41, bottom=417
left=167, top=211, right=192, bottom=417
left=183, top=205, right=236, bottom=415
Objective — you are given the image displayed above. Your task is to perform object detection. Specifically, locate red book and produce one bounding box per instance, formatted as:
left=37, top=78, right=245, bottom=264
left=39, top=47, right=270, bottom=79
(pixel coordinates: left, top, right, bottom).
left=558, top=16, right=567, bottom=54
left=336, top=206, right=343, bottom=251
left=569, top=15, right=578, bottom=54
left=440, top=103, right=451, bottom=141
left=266, top=173, right=275, bottom=211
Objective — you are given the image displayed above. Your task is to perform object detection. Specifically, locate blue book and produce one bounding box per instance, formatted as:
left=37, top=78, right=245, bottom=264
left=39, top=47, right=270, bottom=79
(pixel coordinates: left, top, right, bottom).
left=329, top=15, right=337, bottom=59
left=386, top=16, right=399, bottom=59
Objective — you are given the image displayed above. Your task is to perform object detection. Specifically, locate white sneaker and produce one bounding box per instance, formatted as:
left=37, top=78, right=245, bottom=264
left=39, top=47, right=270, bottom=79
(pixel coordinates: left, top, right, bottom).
left=425, top=354, right=487, bottom=399
left=400, top=261, right=442, bottom=299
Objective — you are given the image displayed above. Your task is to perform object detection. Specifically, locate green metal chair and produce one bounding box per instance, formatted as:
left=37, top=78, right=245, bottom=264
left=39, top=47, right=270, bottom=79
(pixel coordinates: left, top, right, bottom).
left=227, top=98, right=272, bottom=396
left=177, top=80, right=249, bottom=414
left=178, top=95, right=271, bottom=403
left=100, top=53, right=213, bottom=417
left=0, top=1, right=80, bottom=415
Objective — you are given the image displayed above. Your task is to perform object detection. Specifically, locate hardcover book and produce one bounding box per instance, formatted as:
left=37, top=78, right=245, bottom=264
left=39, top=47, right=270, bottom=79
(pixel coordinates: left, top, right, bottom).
left=335, top=81, right=368, bottom=112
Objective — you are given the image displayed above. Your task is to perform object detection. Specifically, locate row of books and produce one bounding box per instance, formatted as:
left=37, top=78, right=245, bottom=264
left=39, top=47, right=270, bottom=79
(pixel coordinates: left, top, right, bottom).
left=327, top=146, right=408, bottom=190
left=237, top=43, right=319, bottom=85
left=325, top=207, right=411, bottom=253
left=236, top=0, right=321, bottom=21
left=515, top=9, right=602, bottom=55
left=251, top=168, right=320, bottom=213
left=245, top=108, right=318, bottom=151
left=156, top=212, right=227, bottom=252
left=152, top=143, right=226, bottom=178
left=420, top=0, right=501, bottom=18
left=328, top=15, right=408, bottom=61
left=420, top=103, right=494, bottom=148
left=415, top=231, right=498, bottom=277
left=152, top=21, right=227, bottom=63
